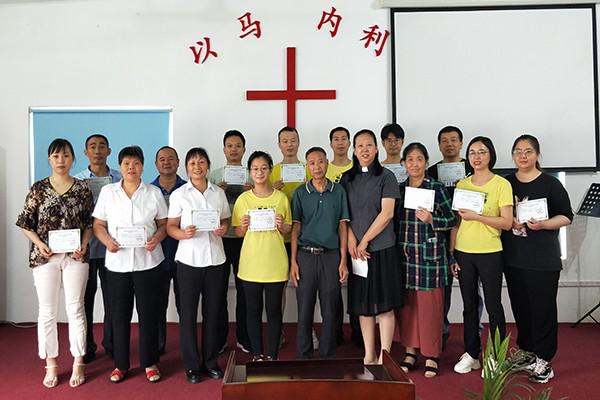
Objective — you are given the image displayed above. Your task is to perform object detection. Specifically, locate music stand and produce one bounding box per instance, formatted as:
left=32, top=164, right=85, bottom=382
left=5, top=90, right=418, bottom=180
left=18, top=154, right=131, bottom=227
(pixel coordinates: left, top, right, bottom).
left=572, top=183, right=600, bottom=327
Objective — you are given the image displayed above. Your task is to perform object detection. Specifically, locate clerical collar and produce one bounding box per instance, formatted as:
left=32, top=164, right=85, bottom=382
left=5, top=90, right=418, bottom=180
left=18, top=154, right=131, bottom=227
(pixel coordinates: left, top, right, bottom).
left=362, top=166, right=369, bottom=173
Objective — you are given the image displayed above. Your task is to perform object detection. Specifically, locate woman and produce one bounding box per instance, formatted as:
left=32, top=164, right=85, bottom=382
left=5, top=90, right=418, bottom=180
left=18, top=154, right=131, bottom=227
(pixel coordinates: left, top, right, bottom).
left=16, top=138, right=93, bottom=388
left=232, top=151, right=292, bottom=361
left=341, top=129, right=403, bottom=365
left=451, top=136, right=513, bottom=375
left=502, top=134, right=572, bottom=384
left=167, top=147, right=230, bottom=384
left=396, top=143, right=457, bottom=377
left=92, top=146, right=167, bottom=383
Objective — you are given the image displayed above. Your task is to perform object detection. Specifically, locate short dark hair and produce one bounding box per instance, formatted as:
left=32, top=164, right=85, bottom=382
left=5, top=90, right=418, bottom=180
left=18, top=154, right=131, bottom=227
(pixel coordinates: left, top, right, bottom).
left=155, top=146, right=179, bottom=162
left=184, top=147, right=211, bottom=169
left=329, top=126, right=350, bottom=142
left=118, top=145, right=144, bottom=165
left=278, top=126, right=298, bottom=141
left=305, top=146, right=327, bottom=159
left=247, top=151, right=273, bottom=171
left=380, top=123, right=405, bottom=141
left=466, top=136, right=497, bottom=170
left=48, top=138, right=75, bottom=162
left=402, top=142, right=429, bottom=163
left=437, top=126, right=463, bottom=143
left=223, top=130, right=246, bottom=147
left=512, top=133, right=542, bottom=170
left=84, top=133, right=109, bottom=148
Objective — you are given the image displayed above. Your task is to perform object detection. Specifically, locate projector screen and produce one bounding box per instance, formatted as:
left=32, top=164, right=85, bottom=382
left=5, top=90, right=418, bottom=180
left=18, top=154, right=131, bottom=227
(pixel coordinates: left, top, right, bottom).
left=391, top=4, right=599, bottom=171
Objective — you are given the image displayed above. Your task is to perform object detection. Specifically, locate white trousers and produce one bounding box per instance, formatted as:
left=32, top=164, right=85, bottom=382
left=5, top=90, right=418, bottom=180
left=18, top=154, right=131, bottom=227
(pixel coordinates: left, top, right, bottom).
left=32, top=254, right=89, bottom=359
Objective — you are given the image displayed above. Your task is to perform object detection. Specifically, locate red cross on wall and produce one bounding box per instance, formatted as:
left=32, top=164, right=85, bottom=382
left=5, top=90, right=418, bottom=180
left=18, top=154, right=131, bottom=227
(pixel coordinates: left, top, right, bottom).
left=246, top=47, right=336, bottom=127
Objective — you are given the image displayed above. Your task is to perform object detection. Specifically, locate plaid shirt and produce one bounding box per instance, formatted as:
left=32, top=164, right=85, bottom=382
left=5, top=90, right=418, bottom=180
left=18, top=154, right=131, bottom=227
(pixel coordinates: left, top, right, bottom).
left=397, top=178, right=457, bottom=290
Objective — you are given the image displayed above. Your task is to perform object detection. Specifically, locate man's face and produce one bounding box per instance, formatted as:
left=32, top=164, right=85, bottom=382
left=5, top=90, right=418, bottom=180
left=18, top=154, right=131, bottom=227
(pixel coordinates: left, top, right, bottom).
left=382, top=133, right=403, bottom=157
left=223, top=135, right=245, bottom=164
left=84, top=137, right=111, bottom=166
left=278, top=130, right=300, bottom=158
left=306, top=151, right=328, bottom=180
left=155, top=148, right=179, bottom=176
left=438, top=131, right=463, bottom=159
left=330, top=130, right=350, bottom=158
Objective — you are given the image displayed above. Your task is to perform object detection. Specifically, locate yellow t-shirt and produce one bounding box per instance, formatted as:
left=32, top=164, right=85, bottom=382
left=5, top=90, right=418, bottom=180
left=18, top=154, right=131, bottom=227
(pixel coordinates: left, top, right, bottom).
left=455, top=174, right=513, bottom=253
left=232, top=189, right=292, bottom=282
left=269, top=162, right=311, bottom=201
left=326, top=161, right=353, bottom=183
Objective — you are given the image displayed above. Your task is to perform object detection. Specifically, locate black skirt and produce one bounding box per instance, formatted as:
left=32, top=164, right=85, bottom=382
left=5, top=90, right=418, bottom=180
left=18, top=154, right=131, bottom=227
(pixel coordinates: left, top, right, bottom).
left=348, top=244, right=404, bottom=316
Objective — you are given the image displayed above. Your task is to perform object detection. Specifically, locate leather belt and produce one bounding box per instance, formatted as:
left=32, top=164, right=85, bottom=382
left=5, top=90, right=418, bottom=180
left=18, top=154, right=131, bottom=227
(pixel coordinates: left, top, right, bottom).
left=300, top=246, right=329, bottom=255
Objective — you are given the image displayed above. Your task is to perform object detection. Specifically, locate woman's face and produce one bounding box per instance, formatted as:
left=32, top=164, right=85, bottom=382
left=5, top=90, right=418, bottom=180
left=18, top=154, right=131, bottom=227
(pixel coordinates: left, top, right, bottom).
left=405, top=148, right=427, bottom=179
left=186, top=155, right=209, bottom=181
left=512, top=139, right=539, bottom=171
left=353, top=134, right=378, bottom=167
left=467, top=141, right=491, bottom=172
left=120, top=156, right=143, bottom=183
left=249, top=157, right=271, bottom=185
left=48, top=148, right=74, bottom=175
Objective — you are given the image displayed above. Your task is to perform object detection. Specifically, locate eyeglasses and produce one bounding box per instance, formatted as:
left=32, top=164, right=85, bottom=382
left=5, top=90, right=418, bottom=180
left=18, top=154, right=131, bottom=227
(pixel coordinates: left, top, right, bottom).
left=468, top=150, right=489, bottom=157
left=512, top=149, right=536, bottom=158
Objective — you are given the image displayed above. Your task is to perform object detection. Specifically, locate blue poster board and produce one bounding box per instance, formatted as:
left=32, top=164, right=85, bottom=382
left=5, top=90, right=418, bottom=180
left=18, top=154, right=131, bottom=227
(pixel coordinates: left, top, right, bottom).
left=29, top=107, right=172, bottom=183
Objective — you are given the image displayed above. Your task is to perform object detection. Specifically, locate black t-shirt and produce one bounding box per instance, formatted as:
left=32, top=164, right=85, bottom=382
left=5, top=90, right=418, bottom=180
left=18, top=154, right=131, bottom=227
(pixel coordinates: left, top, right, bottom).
left=501, top=172, right=573, bottom=271
left=427, top=158, right=473, bottom=198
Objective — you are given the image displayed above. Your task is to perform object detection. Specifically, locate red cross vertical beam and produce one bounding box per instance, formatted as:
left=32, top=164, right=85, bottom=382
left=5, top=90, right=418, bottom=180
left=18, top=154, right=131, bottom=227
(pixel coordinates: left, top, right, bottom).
left=246, top=47, right=337, bottom=127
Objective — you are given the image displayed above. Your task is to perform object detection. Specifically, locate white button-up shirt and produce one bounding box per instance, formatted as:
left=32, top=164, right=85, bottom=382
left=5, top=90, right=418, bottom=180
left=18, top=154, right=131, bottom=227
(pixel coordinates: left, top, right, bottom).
left=168, top=180, right=231, bottom=268
left=93, top=181, right=168, bottom=272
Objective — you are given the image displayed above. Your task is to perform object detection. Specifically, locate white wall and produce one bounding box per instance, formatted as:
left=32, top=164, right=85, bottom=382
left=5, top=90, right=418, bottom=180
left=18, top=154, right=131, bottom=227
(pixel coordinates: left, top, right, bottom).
left=0, top=0, right=599, bottom=324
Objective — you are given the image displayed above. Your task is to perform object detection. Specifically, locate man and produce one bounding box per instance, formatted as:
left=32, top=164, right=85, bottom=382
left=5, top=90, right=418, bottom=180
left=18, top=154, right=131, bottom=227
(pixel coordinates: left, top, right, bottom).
left=74, top=133, right=121, bottom=363
left=426, top=125, right=481, bottom=350
left=209, top=130, right=253, bottom=354
left=326, top=126, right=352, bottom=184
left=291, top=147, right=349, bottom=358
left=380, top=123, right=407, bottom=183
left=151, top=145, right=186, bottom=354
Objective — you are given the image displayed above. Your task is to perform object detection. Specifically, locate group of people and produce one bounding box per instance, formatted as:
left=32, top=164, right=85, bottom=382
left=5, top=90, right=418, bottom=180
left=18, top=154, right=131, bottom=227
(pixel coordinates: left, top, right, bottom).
left=17, top=123, right=572, bottom=389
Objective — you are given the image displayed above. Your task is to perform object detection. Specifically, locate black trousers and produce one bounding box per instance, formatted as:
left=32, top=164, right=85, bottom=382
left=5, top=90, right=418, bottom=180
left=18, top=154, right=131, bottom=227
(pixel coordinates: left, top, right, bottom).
left=455, top=250, right=506, bottom=359
left=158, top=268, right=180, bottom=353
left=220, top=238, right=249, bottom=348
left=505, top=266, right=560, bottom=361
left=243, top=280, right=285, bottom=359
left=84, top=258, right=113, bottom=354
left=177, top=262, right=226, bottom=371
left=296, top=250, right=341, bottom=358
left=106, top=266, right=161, bottom=371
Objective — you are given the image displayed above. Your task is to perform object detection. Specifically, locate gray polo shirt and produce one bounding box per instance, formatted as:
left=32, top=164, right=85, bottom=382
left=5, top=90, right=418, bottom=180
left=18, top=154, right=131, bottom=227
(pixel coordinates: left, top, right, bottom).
left=291, top=179, right=349, bottom=250
left=341, top=166, right=400, bottom=252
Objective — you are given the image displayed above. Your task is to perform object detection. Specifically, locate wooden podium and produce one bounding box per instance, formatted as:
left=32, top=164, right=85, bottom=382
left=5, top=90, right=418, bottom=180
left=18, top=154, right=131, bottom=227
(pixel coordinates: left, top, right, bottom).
left=222, top=350, right=415, bottom=400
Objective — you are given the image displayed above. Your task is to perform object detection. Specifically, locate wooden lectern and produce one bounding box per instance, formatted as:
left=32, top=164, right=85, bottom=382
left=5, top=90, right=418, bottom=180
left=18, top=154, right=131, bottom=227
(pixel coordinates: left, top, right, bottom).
left=222, top=350, right=415, bottom=400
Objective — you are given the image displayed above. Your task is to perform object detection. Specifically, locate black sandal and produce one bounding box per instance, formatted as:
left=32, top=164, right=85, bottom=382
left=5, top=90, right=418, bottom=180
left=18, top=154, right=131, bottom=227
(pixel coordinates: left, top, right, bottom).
left=424, top=357, right=439, bottom=378
left=400, top=352, right=417, bottom=372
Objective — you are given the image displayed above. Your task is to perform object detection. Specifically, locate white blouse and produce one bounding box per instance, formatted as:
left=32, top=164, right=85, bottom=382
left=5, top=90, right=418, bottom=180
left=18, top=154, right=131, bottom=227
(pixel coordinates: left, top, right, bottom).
left=93, top=181, right=168, bottom=272
left=168, top=180, right=231, bottom=268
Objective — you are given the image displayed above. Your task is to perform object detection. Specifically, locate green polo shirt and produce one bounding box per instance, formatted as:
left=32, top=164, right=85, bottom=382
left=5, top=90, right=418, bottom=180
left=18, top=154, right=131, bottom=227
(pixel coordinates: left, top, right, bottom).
left=291, top=179, right=350, bottom=250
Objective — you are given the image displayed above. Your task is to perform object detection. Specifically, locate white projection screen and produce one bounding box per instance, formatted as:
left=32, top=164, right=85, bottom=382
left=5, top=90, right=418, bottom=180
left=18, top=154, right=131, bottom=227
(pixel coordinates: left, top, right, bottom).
left=391, top=4, right=599, bottom=171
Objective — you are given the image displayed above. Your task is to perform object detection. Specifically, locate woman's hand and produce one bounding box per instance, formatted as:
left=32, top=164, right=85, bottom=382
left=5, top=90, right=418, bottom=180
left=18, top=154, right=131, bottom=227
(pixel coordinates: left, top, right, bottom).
left=348, top=232, right=358, bottom=260
left=458, top=209, right=480, bottom=222
left=213, top=224, right=227, bottom=237
left=356, top=240, right=371, bottom=261
left=106, top=238, right=120, bottom=253
left=71, top=242, right=88, bottom=261
left=450, top=262, right=461, bottom=278
left=275, top=213, right=284, bottom=232
left=182, top=225, right=197, bottom=239
left=512, top=217, right=524, bottom=230
left=145, top=236, right=160, bottom=252
left=272, top=180, right=284, bottom=190
left=416, top=208, right=433, bottom=224
left=526, top=219, right=547, bottom=231
left=38, top=242, right=54, bottom=259
left=241, top=215, right=250, bottom=228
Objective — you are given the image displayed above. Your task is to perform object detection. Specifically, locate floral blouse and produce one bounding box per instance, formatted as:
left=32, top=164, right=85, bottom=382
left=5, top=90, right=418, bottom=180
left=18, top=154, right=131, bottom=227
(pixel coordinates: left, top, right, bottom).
left=16, top=178, right=94, bottom=268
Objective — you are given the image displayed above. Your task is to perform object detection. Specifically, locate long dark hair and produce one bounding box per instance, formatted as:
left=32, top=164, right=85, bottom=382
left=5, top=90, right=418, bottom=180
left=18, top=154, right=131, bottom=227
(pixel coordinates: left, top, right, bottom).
left=346, top=129, right=383, bottom=182
left=512, top=134, right=542, bottom=171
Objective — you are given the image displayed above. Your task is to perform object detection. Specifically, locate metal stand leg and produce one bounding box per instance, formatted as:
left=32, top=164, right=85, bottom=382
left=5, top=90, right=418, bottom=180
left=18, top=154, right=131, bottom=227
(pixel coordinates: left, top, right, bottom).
left=571, top=301, right=600, bottom=327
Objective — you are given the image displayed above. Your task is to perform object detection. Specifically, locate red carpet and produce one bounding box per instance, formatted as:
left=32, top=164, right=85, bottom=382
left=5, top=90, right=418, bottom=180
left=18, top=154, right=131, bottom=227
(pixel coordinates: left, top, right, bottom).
left=0, top=323, right=598, bottom=399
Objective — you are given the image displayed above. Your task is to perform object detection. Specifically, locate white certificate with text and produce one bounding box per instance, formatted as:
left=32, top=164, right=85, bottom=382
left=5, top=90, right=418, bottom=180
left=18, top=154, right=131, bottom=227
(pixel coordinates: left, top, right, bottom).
left=452, top=189, right=486, bottom=214
left=517, top=198, right=549, bottom=223
left=224, top=166, right=247, bottom=185
left=85, top=176, right=112, bottom=201
left=248, top=208, right=276, bottom=232
left=116, top=226, right=146, bottom=248
left=437, top=162, right=466, bottom=184
left=385, top=163, right=408, bottom=183
left=48, top=229, right=81, bottom=253
left=351, top=258, right=368, bottom=278
left=281, top=164, right=306, bottom=183
left=192, top=209, right=220, bottom=231
left=404, top=187, right=435, bottom=212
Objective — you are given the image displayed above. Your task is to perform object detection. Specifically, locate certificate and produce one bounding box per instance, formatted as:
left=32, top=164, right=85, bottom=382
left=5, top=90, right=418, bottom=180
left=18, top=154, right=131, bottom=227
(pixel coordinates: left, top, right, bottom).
left=452, top=188, right=486, bottom=214
left=281, top=164, right=306, bottom=183
left=437, top=162, right=466, bottom=184
left=404, top=187, right=435, bottom=212
left=516, top=198, right=549, bottom=223
left=85, top=176, right=112, bottom=201
left=224, top=166, right=247, bottom=185
left=116, top=226, right=146, bottom=248
left=48, top=229, right=80, bottom=253
left=351, top=258, right=368, bottom=278
left=192, top=209, right=219, bottom=231
left=384, top=164, right=407, bottom=183
left=248, top=208, right=276, bottom=232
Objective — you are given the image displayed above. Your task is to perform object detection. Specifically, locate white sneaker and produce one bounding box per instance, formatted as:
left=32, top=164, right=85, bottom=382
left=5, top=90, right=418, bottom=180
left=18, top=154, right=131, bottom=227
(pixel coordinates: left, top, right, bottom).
left=454, top=352, right=481, bottom=374
left=312, top=328, right=319, bottom=350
